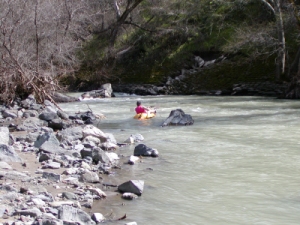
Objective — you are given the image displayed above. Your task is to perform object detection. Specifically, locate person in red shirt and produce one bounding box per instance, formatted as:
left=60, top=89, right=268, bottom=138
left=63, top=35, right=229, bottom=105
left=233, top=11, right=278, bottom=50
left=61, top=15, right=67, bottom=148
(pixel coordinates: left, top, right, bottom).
left=135, top=101, right=148, bottom=114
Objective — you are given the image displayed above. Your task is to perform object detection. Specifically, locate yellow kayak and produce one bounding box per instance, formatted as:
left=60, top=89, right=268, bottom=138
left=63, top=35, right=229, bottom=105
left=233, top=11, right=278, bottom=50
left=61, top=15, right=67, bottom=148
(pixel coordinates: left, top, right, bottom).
left=133, top=112, right=156, bottom=120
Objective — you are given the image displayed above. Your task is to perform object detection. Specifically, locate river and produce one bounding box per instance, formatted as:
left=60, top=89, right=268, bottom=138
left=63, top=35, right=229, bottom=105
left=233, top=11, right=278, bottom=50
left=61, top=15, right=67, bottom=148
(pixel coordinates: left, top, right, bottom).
left=59, top=94, right=300, bottom=225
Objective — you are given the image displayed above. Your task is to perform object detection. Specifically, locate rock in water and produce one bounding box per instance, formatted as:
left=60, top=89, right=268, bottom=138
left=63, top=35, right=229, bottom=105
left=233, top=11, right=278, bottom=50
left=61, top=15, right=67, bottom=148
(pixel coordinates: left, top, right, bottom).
left=161, top=109, right=194, bottom=126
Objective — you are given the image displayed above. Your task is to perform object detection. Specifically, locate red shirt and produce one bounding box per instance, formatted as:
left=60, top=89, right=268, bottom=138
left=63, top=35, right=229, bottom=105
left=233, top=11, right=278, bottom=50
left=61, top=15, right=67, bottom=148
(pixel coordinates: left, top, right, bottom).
left=135, top=106, right=147, bottom=114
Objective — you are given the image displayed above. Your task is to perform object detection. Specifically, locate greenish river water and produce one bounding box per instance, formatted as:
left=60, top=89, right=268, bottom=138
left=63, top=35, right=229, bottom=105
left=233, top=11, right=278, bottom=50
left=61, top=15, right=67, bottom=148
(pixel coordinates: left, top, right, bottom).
left=59, top=94, right=300, bottom=225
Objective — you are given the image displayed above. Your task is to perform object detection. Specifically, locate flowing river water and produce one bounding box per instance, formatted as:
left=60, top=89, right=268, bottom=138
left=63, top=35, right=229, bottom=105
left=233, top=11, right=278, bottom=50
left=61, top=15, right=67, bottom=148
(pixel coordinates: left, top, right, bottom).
left=59, top=94, right=300, bottom=225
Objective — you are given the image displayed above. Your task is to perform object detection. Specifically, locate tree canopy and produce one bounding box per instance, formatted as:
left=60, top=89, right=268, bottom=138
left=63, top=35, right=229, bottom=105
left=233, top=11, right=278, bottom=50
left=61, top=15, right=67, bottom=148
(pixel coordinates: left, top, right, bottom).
left=1, top=0, right=300, bottom=103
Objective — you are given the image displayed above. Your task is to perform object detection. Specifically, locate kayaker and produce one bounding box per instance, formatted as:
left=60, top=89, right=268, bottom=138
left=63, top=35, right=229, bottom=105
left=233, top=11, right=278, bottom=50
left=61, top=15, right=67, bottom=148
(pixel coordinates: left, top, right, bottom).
left=135, top=101, right=148, bottom=114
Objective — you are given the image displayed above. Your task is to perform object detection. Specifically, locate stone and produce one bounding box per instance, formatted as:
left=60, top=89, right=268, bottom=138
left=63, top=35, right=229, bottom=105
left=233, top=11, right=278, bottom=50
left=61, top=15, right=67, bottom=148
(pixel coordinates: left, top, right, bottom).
left=14, top=207, right=42, bottom=217
left=122, top=192, right=138, bottom=200
left=134, top=144, right=159, bottom=157
left=51, top=92, right=78, bottom=103
left=56, top=126, right=83, bottom=142
left=0, top=127, right=9, bottom=145
left=2, top=110, right=17, bottom=119
left=82, top=125, right=107, bottom=142
left=0, top=144, right=22, bottom=162
left=79, top=171, right=100, bottom=183
left=62, top=192, right=78, bottom=200
left=0, top=161, right=12, bottom=169
left=42, top=172, right=61, bottom=182
left=118, top=180, right=144, bottom=196
left=39, top=112, right=59, bottom=121
left=58, top=205, right=95, bottom=225
left=91, top=213, right=105, bottom=223
left=161, top=109, right=194, bottom=126
left=128, top=155, right=140, bottom=165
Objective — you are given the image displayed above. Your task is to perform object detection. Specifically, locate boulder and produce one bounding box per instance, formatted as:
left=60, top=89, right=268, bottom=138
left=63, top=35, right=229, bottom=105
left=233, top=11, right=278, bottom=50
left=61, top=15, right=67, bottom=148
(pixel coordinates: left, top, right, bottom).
left=17, top=117, right=47, bottom=132
left=34, top=132, right=65, bottom=154
left=2, top=110, right=17, bottom=119
left=81, top=83, right=113, bottom=99
left=134, top=144, right=159, bottom=157
left=58, top=205, right=95, bottom=225
left=91, top=213, right=105, bottom=223
left=51, top=92, right=78, bottom=103
left=161, top=109, right=194, bottom=126
left=0, top=144, right=22, bottom=162
left=56, top=126, right=83, bottom=142
left=20, top=94, right=36, bottom=109
left=82, top=125, right=107, bottom=142
left=79, top=171, right=100, bottom=183
left=118, top=180, right=144, bottom=196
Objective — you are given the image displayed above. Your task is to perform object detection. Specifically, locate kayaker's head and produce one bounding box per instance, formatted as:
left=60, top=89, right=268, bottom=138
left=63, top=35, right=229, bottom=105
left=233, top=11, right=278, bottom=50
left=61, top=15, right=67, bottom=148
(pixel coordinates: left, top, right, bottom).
left=136, top=101, right=141, bottom=106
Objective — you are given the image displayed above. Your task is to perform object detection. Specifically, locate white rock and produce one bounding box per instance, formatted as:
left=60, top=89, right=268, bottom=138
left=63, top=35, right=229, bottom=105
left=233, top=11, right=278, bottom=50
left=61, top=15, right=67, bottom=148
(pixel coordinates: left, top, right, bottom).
left=91, top=213, right=105, bottom=223
left=128, top=155, right=140, bottom=165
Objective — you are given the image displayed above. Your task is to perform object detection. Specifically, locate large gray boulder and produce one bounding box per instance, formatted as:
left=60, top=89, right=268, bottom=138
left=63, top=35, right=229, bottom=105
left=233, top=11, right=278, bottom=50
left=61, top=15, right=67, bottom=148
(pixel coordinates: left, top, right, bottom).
left=161, top=109, right=194, bottom=126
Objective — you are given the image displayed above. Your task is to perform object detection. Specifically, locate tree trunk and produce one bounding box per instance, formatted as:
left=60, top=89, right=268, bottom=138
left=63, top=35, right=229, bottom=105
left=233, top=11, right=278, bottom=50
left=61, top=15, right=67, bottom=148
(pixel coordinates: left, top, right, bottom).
left=275, top=1, right=286, bottom=80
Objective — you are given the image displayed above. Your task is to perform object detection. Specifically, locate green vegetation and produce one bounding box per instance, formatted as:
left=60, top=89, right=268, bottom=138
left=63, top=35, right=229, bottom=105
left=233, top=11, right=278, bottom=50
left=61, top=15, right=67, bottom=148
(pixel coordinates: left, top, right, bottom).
left=2, top=0, right=300, bottom=103
left=73, top=0, right=298, bottom=91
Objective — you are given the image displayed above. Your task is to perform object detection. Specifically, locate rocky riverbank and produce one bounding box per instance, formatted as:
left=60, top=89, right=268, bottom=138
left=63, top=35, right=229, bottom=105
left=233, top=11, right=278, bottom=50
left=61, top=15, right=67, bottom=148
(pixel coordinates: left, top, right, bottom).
left=0, top=95, right=162, bottom=225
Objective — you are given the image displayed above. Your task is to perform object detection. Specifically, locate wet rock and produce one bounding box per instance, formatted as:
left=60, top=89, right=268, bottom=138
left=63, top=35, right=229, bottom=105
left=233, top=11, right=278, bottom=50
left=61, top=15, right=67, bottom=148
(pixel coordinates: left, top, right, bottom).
left=133, top=144, right=159, bottom=157
left=128, top=155, right=140, bottom=165
left=122, top=192, right=138, bottom=200
left=118, top=180, right=144, bottom=196
left=161, top=109, right=194, bottom=126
